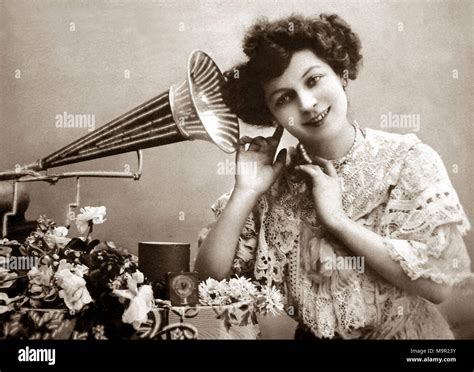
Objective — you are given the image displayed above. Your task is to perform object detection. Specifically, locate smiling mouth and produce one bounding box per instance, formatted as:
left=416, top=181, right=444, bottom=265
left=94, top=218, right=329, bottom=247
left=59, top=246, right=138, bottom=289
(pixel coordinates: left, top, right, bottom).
left=304, top=107, right=331, bottom=127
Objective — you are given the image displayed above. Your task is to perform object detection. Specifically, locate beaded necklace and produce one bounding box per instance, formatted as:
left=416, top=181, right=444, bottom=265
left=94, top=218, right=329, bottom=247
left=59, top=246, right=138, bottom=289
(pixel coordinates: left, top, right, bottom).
left=297, top=120, right=361, bottom=171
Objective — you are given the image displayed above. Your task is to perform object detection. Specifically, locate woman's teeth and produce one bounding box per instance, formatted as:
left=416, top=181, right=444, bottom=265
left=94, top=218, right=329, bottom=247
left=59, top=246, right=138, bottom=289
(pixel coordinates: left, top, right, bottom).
left=307, top=107, right=330, bottom=125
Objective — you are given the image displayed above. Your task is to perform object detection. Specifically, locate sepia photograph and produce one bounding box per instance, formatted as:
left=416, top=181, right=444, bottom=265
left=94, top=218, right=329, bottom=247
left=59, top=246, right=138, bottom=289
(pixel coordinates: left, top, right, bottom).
left=0, top=0, right=473, bottom=369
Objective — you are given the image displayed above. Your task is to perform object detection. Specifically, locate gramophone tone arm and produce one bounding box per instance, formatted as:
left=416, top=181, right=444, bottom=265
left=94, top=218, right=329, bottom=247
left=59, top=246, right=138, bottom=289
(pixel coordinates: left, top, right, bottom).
left=0, top=150, right=143, bottom=183
left=0, top=169, right=43, bottom=181
left=40, top=150, right=143, bottom=182
left=1, top=151, right=143, bottom=237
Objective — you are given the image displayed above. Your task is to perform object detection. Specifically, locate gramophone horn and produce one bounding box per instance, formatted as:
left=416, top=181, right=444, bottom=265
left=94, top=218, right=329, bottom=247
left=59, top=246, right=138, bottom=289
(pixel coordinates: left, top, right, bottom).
left=33, top=50, right=239, bottom=170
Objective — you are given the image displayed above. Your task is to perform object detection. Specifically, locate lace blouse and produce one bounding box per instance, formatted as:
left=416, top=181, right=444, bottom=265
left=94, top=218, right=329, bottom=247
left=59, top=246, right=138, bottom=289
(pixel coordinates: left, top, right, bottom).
left=197, top=124, right=471, bottom=339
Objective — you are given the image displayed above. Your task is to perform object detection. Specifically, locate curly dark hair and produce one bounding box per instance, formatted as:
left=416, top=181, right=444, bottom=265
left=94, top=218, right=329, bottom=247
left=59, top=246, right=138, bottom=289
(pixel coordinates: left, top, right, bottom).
left=223, top=13, right=363, bottom=127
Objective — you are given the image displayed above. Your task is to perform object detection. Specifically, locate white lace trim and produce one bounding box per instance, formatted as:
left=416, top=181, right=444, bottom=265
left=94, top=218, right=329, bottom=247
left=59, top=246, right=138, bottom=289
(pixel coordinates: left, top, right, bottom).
left=197, top=128, right=471, bottom=339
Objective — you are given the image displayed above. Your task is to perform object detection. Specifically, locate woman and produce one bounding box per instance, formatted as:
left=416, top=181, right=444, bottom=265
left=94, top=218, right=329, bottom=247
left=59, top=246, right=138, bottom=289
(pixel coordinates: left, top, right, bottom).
left=194, top=13, right=471, bottom=339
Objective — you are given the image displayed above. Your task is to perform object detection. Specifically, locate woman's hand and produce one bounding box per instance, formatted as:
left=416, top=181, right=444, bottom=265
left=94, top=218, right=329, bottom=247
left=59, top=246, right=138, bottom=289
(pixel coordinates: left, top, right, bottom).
left=235, top=126, right=287, bottom=197
left=296, top=159, right=346, bottom=230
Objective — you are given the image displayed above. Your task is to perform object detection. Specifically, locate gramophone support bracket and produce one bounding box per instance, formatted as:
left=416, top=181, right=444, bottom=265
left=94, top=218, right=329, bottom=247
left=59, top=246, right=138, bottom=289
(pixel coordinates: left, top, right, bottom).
left=2, top=150, right=143, bottom=238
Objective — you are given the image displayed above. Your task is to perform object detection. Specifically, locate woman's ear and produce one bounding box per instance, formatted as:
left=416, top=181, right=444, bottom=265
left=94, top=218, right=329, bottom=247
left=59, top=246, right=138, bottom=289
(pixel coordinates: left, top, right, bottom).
left=339, top=73, right=348, bottom=90
left=342, top=78, right=348, bottom=90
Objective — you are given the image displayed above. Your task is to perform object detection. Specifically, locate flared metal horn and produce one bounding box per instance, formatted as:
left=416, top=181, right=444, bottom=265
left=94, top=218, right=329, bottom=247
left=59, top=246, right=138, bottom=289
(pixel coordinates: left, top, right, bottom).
left=33, top=50, right=239, bottom=171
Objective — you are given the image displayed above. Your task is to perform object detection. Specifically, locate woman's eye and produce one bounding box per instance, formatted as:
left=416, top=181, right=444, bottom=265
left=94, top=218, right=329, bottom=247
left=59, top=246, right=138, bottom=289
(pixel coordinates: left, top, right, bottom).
left=275, top=94, right=292, bottom=106
left=307, top=75, right=321, bottom=87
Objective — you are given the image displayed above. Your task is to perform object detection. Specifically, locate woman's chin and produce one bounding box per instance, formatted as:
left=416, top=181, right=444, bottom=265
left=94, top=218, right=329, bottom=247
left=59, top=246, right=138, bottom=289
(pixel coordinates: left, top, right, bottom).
left=303, top=117, right=333, bottom=135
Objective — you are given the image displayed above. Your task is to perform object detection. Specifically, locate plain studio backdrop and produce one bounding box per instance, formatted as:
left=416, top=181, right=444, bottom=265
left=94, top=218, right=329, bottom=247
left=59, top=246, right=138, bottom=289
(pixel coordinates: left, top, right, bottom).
left=1, top=0, right=473, bottom=338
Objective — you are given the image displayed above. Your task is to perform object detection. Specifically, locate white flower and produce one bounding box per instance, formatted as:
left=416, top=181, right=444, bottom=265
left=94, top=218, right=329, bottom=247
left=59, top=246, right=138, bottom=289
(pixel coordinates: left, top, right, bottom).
left=121, top=285, right=154, bottom=330
left=27, top=264, right=56, bottom=299
left=198, top=277, right=230, bottom=306
left=76, top=206, right=107, bottom=234
left=54, top=261, right=92, bottom=312
left=256, top=285, right=285, bottom=317
left=227, top=277, right=258, bottom=302
left=111, top=270, right=153, bottom=330
left=126, top=271, right=144, bottom=293
left=44, top=226, right=71, bottom=248
left=198, top=276, right=285, bottom=317
left=56, top=259, right=88, bottom=277
left=110, top=270, right=154, bottom=329
left=111, top=271, right=145, bottom=299
left=54, top=226, right=71, bottom=247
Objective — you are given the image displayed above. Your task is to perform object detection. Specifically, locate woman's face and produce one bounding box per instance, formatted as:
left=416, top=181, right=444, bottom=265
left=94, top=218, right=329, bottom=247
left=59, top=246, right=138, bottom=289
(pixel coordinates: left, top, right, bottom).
left=263, top=49, right=349, bottom=145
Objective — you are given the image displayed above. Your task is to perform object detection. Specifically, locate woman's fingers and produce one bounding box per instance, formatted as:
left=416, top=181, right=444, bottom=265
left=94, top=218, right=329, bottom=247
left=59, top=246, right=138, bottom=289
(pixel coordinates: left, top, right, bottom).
left=249, top=136, right=267, bottom=151
left=253, top=136, right=269, bottom=146
left=303, top=154, right=338, bottom=177
left=307, top=154, right=329, bottom=171
left=239, top=136, right=253, bottom=145
left=297, top=164, right=342, bottom=191
left=271, top=125, right=284, bottom=144
left=296, top=164, right=324, bottom=179
left=265, top=126, right=285, bottom=159
left=324, top=161, right=338, bottom=177
left=239, top=136, right=260, bottom=151
left=239, top=128, right=284, bottom=154
left=272, top=148, right=287, bottom=176
left=239, top=136, right=251, bottom=150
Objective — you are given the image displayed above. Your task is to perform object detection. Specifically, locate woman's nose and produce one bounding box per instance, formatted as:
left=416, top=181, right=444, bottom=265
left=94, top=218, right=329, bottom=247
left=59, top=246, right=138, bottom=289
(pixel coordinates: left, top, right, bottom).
left=298, top=91, right=318, bottom=112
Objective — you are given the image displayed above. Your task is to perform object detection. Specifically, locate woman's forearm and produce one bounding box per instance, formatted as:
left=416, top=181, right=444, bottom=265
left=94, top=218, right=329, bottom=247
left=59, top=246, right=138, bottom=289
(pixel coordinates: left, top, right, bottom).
left=326, top=216, right=451, bottom=304
left=194, top=188, right=261, bottom=281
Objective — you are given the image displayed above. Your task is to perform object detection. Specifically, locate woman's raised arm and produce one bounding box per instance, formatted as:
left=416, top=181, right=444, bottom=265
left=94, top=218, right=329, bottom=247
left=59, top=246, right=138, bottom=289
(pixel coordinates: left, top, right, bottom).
left=194, top=188, right=260, bottom=280
left=195, top=126, right=287, bottom=280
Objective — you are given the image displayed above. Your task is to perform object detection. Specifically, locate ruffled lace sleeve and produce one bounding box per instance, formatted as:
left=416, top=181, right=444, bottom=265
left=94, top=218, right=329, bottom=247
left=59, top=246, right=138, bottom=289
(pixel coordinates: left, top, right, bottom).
left=380, top=143, right=471, bottom=285
left=197, top=191, right=259, bottom=278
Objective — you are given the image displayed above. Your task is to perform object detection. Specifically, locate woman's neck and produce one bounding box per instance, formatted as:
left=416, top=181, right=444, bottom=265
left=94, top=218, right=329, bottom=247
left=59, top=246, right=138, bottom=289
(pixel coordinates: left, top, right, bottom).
left=302, top=118, right=355, bottom=160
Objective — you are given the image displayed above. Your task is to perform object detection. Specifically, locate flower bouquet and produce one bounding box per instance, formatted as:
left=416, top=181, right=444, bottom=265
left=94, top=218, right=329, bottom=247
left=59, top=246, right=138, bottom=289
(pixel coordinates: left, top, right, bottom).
left=0, top=206, right=285, bottom=340
left=0, top=207, right=153, bottom=339
left=198, top=277, right=284, bottom=332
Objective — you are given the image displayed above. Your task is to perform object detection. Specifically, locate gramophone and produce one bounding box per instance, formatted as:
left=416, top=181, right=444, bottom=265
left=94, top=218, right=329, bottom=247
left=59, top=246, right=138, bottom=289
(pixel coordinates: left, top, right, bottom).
left=0, top=50, right=239, bottom=240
